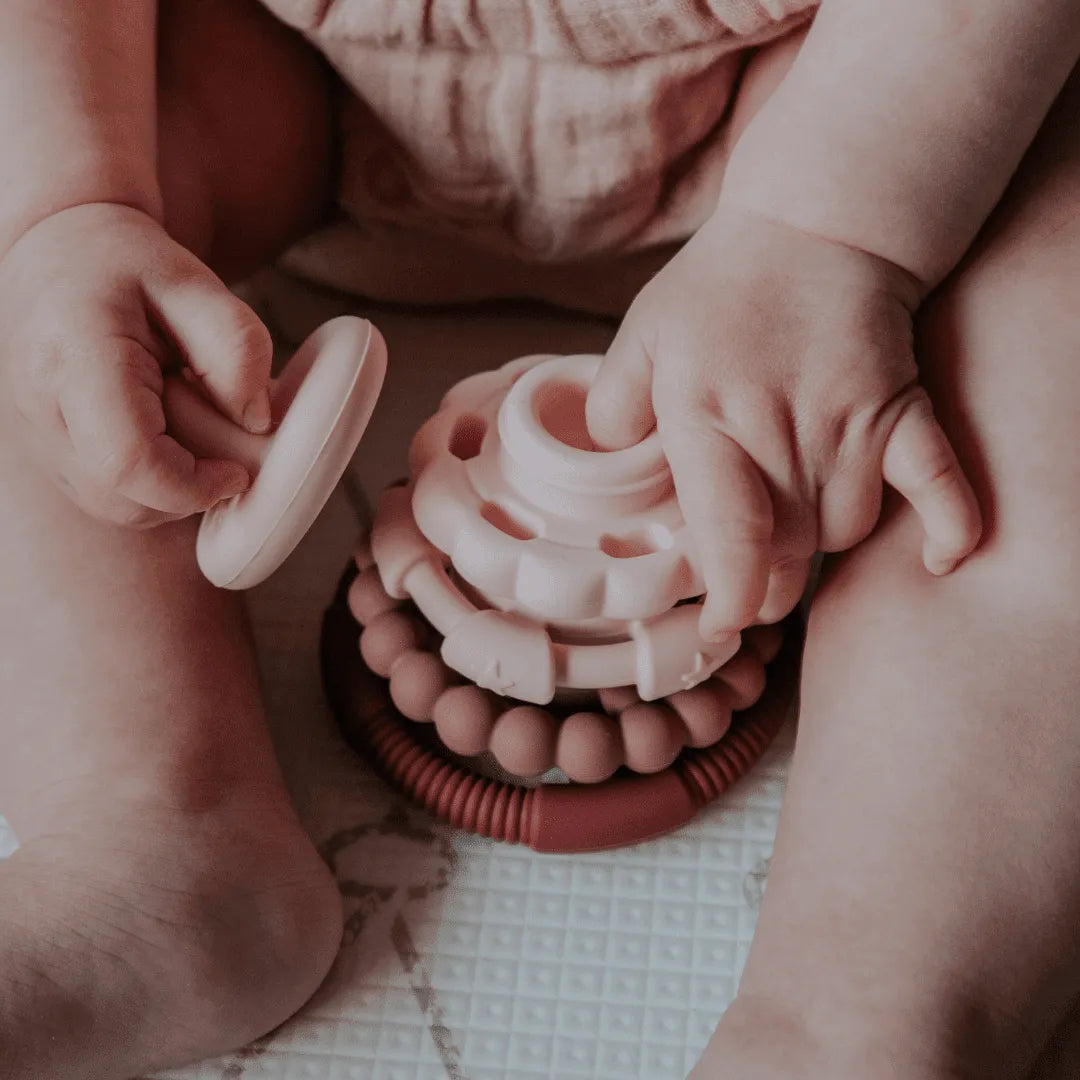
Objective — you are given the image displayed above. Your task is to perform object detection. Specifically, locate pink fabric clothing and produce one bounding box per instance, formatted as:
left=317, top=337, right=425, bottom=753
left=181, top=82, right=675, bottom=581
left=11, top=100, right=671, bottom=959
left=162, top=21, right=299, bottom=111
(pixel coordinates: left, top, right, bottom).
left=260, top=0, right=815, bottom=265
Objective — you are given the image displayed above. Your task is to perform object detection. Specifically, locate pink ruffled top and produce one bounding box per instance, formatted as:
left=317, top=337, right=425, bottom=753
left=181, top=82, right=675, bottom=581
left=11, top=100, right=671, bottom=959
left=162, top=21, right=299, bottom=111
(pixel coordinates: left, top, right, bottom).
left=259, top=0, right=817, bottom=262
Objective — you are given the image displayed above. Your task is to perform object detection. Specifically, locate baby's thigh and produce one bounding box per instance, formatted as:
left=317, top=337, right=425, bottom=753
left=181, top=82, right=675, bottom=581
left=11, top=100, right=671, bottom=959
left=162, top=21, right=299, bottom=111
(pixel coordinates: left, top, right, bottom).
left=913, top=65, right=1080, bottom=580
left=157, top=0, right=335, bottom=278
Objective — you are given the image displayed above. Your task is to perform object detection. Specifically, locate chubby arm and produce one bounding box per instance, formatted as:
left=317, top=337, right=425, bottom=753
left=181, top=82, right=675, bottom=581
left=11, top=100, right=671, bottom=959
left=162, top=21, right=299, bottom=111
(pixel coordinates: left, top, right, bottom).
left=0, top=1, right=279, bottom=526
left=0, top=0, right=161, bottom=256
left=721, top=0, right=1080, bottom=288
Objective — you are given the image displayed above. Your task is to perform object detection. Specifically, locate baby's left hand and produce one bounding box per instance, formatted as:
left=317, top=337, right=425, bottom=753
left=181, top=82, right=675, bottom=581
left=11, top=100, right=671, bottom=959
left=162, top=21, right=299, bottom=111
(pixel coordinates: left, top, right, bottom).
left=586, top=206, right=982, bottom=640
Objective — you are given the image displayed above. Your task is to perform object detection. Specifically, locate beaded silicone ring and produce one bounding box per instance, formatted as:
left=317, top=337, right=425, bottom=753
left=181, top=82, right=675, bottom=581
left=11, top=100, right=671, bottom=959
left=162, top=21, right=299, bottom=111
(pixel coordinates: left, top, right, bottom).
left=322, top=560, right=800, bottom=853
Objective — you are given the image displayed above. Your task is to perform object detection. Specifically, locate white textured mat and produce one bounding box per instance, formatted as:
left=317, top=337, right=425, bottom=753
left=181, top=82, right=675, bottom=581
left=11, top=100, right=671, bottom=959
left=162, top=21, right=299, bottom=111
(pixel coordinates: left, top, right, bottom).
left=154, top=770, right=788, bottom=1080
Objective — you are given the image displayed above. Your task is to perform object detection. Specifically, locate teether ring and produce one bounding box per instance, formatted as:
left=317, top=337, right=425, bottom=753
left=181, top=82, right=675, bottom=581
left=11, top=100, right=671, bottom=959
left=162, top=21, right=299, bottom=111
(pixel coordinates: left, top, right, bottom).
left=162, top=316, right=387, bottom=589
left=321, top=351, right=800, bottom=852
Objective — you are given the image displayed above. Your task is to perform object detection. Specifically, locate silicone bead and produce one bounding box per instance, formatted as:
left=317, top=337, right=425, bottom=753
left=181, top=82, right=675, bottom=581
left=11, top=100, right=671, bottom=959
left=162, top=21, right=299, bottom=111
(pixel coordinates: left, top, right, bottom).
left=715, top=649, right=768, bottom=711
left=354, top=535, right=375, bottom=572
left=489, top=706, right=559, bottom=778
left=598, top=685, right=640, bottom=714
left=360, top=610, right=425, bottom=679
left=389, top=650, right=452, bottom=722
left=431, top=685, right=500, bottom=757
left=556, top=712, right=623, bottom=784
left=667, top=682, right=734, bottom=749
left=348, top=566, right=402, bottom=626
left=325, top=579, right=800, bottom=850
left=619, top=703, right=686, bottom=774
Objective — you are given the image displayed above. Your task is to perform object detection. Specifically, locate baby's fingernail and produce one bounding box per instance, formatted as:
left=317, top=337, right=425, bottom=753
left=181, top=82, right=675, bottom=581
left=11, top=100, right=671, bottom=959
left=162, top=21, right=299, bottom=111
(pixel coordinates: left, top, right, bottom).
left=924, top=543, right=960, bottom=576
left=242, top=391, right=272, bottom=434
left=927, top=556, right=960, bottom=577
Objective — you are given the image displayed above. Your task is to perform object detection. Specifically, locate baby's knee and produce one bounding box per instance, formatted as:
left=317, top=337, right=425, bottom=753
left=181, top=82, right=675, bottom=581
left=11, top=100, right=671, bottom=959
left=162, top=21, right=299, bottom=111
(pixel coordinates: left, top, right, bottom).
left=815, top=496, right=1080, bottom=647
left=913, top=272, right=1080, bottom=611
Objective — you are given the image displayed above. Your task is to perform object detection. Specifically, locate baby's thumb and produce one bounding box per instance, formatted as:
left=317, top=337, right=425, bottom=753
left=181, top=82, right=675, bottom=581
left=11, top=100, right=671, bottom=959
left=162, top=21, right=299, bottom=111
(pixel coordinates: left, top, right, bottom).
left=586, top=330, right=656, bottom=450
left=152, top=273, right=274, bottom=434
left=882, top=390, right=982, bottom=575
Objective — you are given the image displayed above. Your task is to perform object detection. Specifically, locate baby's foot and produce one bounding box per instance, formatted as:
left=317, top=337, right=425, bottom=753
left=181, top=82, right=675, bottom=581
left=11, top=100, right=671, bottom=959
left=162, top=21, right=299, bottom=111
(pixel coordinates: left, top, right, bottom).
left=4, top=791, right=342, bottom=1079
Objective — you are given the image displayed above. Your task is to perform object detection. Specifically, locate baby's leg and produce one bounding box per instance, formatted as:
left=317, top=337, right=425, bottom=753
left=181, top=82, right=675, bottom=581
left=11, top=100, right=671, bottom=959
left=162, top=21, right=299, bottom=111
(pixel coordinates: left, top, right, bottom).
left=156, top=0, right=335, bottom=280
left=692, top=64, right=1080, bottom=1080
left=0, top=3, right=341, bottom=1077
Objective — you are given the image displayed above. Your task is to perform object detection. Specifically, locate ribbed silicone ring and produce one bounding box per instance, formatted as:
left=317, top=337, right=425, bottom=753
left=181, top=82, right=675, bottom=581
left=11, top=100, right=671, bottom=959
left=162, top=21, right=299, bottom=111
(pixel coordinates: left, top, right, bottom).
left=322, top=565, right=802, bottom=853
left=397, top=552, right=731, bottom=700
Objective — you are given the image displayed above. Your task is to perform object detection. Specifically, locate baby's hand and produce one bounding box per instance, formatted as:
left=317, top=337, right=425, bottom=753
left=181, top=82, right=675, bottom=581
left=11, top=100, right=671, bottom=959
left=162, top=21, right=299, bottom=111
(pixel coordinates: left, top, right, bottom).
left=0, top=203, right=272, bottom=527
left=586, top=206, right=982, bottom=639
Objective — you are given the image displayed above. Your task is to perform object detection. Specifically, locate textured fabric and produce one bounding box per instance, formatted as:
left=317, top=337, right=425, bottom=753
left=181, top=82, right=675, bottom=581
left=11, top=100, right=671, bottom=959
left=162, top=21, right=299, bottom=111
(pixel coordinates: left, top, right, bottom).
left=260, top=0, right=816, bottom=264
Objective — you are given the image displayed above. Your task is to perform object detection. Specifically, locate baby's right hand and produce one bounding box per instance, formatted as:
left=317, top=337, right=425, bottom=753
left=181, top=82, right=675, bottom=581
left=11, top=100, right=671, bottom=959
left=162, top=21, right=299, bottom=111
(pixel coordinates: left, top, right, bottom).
left=0, top=203, right=273, bottom=527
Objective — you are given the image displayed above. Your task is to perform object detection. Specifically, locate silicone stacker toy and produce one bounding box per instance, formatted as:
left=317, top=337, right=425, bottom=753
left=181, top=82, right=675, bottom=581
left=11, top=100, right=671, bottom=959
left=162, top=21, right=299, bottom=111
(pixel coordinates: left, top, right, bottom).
left=320, top=350, right=802, bottom=853
left=162, top=316, right=387, bottom=589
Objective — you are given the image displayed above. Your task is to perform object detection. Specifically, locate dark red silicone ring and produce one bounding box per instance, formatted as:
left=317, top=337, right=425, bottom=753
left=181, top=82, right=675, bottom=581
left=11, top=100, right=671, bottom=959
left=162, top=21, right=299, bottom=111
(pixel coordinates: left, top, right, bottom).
left=322, top=565, right=802, bottom=853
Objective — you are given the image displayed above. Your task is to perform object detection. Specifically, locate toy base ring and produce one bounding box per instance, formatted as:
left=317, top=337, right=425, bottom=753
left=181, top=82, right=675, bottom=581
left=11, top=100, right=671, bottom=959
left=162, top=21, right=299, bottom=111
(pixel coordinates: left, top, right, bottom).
left=322, top=565, right=803, bottom=853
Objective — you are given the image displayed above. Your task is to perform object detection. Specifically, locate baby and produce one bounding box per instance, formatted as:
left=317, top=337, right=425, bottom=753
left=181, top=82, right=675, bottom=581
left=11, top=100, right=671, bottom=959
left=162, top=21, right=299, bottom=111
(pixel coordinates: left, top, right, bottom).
left=3, top=0, right=1080, bottom=1077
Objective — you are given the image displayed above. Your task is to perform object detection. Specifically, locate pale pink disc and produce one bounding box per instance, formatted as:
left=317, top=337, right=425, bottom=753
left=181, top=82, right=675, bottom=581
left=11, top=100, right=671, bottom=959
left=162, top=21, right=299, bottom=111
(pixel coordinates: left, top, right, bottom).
left=190, top=317, right=388, bottom=589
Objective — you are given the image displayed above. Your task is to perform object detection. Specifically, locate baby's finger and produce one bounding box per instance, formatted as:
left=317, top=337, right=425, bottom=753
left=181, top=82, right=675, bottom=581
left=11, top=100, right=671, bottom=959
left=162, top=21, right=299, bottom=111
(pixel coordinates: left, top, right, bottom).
left=586, top=325, right=656, bottom=450
left=757, top=556, right=811, bottom=624
left=60, top=339, right=250, bottom=515
left=662, top=413, right=774, bottom=639
left=882, top=390, right=982, bottom=575
left=147, top=264, right=274, bottom=435
left=817, top=458, right=884, bottom=553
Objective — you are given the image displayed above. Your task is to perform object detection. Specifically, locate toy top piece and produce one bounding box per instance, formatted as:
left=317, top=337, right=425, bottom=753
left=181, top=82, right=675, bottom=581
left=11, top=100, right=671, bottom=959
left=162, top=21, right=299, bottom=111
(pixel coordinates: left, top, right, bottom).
left=163, top=316, right=386, bottom=589
left=371, top=353, right=739, bottom=705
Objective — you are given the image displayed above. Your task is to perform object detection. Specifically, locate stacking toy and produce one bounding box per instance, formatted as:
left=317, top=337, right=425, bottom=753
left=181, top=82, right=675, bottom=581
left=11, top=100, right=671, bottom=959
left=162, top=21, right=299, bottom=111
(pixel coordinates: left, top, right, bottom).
left=321, top=351, right=800, bottom=853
